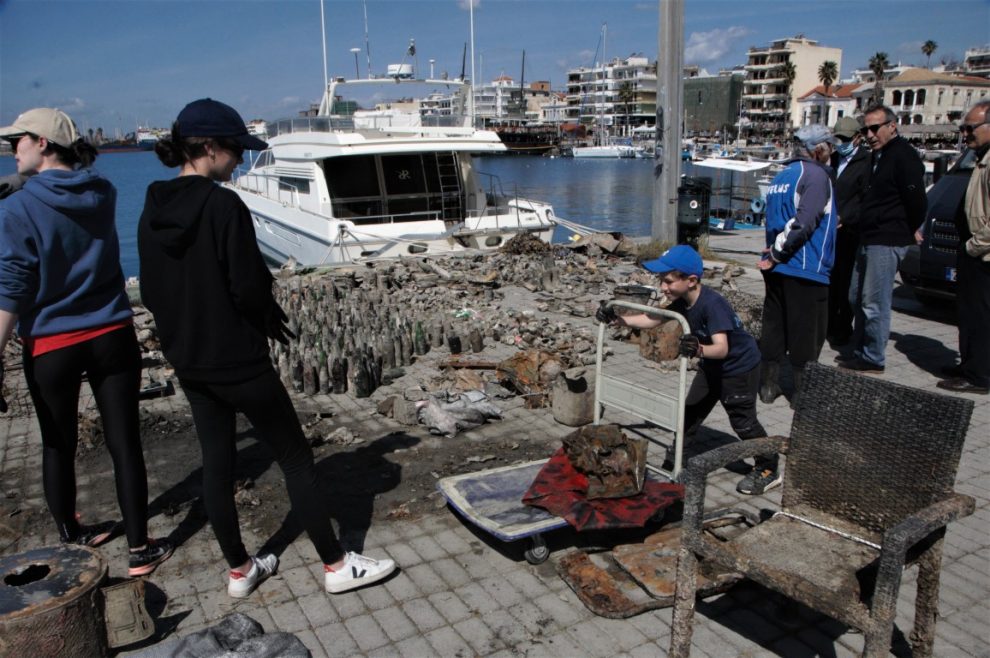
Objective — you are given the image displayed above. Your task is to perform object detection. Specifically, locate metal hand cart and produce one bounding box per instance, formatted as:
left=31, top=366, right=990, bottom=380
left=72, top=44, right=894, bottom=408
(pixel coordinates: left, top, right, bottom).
left=437, top=300, right=690, bottom=563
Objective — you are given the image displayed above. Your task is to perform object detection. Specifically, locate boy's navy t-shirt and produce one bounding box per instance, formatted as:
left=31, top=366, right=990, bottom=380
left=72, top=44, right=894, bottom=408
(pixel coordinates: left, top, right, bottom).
left=668, top=286, right=761, bottom=377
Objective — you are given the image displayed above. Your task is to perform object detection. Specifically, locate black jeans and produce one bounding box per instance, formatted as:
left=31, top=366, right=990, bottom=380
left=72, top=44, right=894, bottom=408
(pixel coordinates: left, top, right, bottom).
left=181, top=368, right=344, bottom=568
left=684, top=366, right=776, bottom=471
left=956, top=248, right=990, bottom=387
left=761, top=271, right=828, bottom=369
left=23, top=326, right=149, bottom=547
left=827, top=227, right=859, bottom=341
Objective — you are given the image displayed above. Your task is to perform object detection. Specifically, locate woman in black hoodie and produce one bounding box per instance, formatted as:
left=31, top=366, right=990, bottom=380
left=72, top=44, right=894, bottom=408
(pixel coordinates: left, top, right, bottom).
left=138, top=99, right=394, bottom=598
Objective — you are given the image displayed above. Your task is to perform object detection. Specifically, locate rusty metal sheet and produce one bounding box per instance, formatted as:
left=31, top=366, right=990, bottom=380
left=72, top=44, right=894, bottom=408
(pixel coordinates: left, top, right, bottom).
left=556, top=551, right=669, bottom=619
left=558, top=516, right=754, bottom=618
left=613, top=526, right=743, bottom=600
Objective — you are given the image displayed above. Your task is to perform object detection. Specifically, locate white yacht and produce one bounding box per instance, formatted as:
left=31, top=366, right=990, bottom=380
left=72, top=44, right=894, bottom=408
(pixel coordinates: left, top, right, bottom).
left=572, top=144, right=639, bottom=159
left=228, top=78, right=560, bottom=266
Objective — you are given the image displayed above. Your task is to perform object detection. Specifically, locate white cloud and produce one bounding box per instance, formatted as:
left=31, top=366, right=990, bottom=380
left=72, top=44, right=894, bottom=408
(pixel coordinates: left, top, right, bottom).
left=457, top=0, right=480, bottom=9
left=52, top=97, right=86, bottom=112
left=277, top=96, right=302, bottom=108
left=684, top=26, right=752, bottom=65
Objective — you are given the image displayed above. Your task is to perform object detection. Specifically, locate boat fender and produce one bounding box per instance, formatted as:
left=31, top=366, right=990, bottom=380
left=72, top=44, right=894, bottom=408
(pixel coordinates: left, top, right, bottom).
left=751, top=197, right=766, bottom=214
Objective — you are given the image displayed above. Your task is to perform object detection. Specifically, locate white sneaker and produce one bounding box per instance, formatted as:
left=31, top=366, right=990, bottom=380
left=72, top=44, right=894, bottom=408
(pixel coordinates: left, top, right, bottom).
left=324, top=551, right=396, bottom=594
left=228, top=554, right=279, bottom=598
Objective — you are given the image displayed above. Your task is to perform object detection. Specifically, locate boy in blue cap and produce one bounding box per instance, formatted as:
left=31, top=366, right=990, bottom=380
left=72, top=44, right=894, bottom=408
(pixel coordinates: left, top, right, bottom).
left=597, top=245, right=779, bottom=494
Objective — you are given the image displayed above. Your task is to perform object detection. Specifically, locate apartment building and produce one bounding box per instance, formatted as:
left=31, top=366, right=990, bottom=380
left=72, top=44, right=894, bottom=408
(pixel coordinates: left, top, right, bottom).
left=565, top=55, right=658, bottom=134
left=964, top=46, right=990, bottom=78
left=741, top=36, right=842, bottom=137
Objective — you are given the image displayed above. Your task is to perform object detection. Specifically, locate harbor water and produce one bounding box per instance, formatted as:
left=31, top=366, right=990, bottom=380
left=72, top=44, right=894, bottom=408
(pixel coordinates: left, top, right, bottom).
left=0, top=152, right=764, bottom=278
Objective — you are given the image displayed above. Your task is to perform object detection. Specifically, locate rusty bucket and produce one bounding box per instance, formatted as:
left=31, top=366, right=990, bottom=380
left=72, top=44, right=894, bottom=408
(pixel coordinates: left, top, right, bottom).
left=0, top=545, right=109, bottom=657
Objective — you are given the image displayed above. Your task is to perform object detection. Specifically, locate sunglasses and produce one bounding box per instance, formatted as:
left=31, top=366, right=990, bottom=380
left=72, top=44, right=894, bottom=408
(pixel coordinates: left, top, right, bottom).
left=860, top=120, right=892, bottom=135
left=959, top=121, right=990, bottom=134
left=6, top=132, right=37, bottom=149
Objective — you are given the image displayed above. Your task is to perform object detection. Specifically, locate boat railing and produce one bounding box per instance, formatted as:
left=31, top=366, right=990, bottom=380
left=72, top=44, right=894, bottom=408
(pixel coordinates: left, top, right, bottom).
left=266, top=113, right=467, bottom=138
left=267, top=117, right=354, bottom=139
left=473, top=172, right=529, bottom=228
left=231, top=170, right=306, bottom=210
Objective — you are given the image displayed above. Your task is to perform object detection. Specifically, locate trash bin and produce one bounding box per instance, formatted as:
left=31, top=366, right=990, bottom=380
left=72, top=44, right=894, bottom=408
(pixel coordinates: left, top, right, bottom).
left=677, top=176, right=711, bottom=244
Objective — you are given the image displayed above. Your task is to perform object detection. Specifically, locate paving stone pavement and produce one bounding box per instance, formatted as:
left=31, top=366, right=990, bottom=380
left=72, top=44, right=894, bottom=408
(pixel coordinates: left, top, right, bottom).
left=1, top=229, right=987, bottom=657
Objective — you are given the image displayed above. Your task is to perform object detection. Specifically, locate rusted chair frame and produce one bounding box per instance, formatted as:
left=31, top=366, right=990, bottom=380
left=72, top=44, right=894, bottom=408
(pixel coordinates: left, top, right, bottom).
left=668, top=364, right=975, bottom=658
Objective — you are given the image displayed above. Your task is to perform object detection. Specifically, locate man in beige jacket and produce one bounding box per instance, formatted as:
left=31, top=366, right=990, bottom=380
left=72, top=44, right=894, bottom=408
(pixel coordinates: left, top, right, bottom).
left=938, top=100, right=990, bottom=394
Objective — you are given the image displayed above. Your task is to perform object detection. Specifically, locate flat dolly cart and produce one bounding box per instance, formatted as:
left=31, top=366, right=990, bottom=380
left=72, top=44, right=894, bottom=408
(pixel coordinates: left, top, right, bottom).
left=437, top=301, right=690, bottom=564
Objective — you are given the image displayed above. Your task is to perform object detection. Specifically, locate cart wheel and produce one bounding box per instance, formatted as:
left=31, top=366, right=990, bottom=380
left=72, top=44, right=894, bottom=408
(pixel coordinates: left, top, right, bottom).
left=524, top=535, right=550, bottom=565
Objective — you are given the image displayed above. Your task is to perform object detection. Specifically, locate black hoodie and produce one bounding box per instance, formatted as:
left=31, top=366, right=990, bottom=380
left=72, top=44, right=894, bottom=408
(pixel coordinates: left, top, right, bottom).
left=138, top=175, right=276, bottom=383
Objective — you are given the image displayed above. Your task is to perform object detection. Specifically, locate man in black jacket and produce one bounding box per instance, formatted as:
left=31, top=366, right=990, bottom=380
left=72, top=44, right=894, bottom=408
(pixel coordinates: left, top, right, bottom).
left=840, top=105, right=926, bottom=373
left=827, top=116, right=871, bottom=346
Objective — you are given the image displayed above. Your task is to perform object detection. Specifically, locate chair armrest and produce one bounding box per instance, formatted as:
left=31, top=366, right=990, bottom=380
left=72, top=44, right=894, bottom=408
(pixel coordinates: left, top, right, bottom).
left=881, top=493, right=976, bottom=560
left=681, top=436, right=788, bottom=481
left=680, top=436, right=787, bottom=542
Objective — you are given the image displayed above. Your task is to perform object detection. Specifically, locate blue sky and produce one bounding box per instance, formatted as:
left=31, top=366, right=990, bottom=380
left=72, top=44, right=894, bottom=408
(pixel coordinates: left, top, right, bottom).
left=1, top=0, right=988, bottom=134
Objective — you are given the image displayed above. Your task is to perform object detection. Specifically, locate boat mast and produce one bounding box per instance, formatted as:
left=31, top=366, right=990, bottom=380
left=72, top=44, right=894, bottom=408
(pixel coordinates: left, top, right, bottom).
left=363, top=0, right=373, bottom=78
left=469, top=0, right=477, bottom=128
left=319, top=0, right=329, bottom=91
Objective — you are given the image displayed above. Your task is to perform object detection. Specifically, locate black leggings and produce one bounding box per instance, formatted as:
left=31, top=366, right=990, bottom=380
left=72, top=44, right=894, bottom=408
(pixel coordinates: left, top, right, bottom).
left=23, top=327, right=149, bottom=547
left=180, top=368, right=344, bottom=568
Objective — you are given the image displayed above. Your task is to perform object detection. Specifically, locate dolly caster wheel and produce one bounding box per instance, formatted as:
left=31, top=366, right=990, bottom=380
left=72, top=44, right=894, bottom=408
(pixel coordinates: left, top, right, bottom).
left=523, top=534, right=549, bottom=564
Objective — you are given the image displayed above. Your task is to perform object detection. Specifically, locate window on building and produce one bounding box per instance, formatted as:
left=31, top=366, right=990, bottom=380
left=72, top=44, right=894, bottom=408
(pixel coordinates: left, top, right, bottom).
left=917, top=89, right=926, bottom=105
left=893, top=90, right=903, bottom=105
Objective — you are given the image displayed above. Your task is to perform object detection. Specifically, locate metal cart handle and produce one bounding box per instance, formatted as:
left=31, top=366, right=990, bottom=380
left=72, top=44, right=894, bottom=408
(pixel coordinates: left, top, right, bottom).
left=595, top=300, right=691, bottom=479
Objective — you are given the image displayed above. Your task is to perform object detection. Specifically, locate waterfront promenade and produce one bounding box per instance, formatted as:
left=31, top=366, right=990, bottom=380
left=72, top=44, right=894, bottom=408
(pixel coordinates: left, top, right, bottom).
left=1, top=229, right=987, bottom=657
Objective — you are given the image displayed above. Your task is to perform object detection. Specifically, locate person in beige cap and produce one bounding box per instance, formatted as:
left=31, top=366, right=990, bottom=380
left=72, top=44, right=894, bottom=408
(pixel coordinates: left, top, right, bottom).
left=826, top=115, right=871, bottom=346
left=0, top=108, right=173, bottom=576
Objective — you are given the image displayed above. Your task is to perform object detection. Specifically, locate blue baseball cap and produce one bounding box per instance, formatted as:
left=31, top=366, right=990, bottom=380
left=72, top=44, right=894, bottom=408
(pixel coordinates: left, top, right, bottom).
left=642, top=245, right=704, bottom=278
left=176, top=98, right=268, bottom=151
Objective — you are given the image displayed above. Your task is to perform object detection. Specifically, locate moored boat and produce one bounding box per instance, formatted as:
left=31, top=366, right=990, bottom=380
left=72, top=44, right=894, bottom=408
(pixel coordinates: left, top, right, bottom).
left=227, top=78, right=562, bottom=266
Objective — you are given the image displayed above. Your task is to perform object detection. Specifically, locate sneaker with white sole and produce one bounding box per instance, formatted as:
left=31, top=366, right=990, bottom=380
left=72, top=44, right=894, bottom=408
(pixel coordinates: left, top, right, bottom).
left=324, top=552, right=396, bottom=594
left=228, top=553, right=279, bottom=598
left=736, top=468, right=783, bottom=495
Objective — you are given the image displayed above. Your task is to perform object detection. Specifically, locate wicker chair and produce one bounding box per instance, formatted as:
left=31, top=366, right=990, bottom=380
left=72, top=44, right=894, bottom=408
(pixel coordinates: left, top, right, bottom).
left=668, top=363, right=975, bottom=658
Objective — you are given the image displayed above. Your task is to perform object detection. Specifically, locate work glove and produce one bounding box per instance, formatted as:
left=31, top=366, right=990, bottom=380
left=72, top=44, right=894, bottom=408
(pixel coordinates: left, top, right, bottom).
left=595, top=301, right=618, bottom=325
left=267, top=304, right=296, bottom=346
left=0, top=361, right=7, bottom=414
left=678, top=335, right=701, bottom=358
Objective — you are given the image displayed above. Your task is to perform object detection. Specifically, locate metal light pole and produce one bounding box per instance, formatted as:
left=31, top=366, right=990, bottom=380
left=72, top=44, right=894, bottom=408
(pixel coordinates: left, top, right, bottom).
left=652, top=0, right=684, bottom=244
left=350, top=48, right=361, bottom=79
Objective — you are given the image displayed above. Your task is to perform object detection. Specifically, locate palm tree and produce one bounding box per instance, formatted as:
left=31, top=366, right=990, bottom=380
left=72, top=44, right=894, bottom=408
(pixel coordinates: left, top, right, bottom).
left=869, top=52, right=890, bottom=105
left=779, top=61, right=796, bottom=136
left=817, top=60, right=839, bottom=125
left=922, top=40, right=938, bottom=69
left=617, top=81, right=635, bottom=136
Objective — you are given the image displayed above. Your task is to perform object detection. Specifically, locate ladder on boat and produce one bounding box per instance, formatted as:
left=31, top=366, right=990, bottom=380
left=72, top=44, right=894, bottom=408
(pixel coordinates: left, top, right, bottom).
left=436, top=154, right=463, bottom=222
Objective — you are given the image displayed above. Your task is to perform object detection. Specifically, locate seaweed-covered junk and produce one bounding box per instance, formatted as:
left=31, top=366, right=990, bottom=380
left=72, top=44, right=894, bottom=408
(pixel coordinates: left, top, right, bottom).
left=561, top=424, right=647, bottom=499
left=500, top=232, right=551, bottom=255
left=496, top=349, right=566, bottom=408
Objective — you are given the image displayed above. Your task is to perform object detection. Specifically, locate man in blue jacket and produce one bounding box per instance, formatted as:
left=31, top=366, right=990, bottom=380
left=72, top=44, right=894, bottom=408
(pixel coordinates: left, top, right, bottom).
left=758, top=124, right=838, bottom=407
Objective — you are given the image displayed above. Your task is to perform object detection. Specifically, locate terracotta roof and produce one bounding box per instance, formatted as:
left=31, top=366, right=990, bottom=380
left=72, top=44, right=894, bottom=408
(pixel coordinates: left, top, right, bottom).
left=798, top=82, right=862, bottom=100
left=888, top=67, right=990, bottom=86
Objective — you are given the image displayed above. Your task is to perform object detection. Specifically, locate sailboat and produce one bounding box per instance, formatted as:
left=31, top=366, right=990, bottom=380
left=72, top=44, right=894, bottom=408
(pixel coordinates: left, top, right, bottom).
left=572, top=24, right=638, bottom=159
